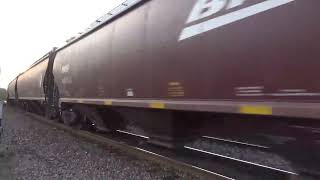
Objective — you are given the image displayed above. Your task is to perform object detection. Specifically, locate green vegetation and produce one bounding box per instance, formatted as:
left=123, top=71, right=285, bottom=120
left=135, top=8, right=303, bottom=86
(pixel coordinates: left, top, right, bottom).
left=0, top=88, right=6, bottom=101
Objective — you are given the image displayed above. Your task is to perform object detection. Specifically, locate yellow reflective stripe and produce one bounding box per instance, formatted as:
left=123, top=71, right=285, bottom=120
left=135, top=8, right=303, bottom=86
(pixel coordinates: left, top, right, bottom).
left=104, top=100, right=113, bottom=106
left=150, top=102, right=165, bottom=109
left=239, top=105, right=272, bottom=115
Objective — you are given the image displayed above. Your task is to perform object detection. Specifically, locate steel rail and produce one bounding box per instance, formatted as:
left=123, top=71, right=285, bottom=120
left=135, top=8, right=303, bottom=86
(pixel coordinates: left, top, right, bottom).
left=202, top=136, right=270, bottom=149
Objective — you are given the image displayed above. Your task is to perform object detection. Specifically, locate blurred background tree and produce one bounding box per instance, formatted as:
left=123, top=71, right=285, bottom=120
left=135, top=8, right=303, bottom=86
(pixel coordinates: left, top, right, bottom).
left=0, top=88, right=6, bottom=101
left=0, top=66, right=5, bottom=101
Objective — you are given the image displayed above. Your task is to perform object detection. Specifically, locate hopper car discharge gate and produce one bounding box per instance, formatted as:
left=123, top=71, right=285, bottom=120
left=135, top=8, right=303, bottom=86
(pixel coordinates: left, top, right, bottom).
left=43, top=48, right=60, bottom=120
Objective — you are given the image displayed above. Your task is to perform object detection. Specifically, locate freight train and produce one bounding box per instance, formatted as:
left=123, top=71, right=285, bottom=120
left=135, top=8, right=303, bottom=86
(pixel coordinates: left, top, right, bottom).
left=7, top=0, right=320, bottom=173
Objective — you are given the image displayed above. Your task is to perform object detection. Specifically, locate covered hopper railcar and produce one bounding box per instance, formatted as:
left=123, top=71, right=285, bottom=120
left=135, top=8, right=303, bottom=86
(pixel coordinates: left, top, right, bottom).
left=8, top=0, right=320, bottom=172
left=16, top=58, right=49, bottom=114
left=53, top=0, right=320, bottom=116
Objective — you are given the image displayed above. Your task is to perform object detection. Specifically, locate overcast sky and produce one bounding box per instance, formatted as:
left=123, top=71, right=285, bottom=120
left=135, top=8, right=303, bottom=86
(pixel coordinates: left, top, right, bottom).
left=0, top=0, right=123, bottom=88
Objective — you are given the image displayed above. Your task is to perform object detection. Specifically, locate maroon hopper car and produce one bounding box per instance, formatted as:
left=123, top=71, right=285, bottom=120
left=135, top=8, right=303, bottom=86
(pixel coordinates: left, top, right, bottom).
left=54, top=0, right=320, bottom=118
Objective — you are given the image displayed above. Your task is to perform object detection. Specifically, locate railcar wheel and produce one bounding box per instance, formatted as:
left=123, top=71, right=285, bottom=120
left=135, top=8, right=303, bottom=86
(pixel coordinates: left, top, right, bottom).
left=61, top=109, right=79, bottom=127
left=73, top=105, right=111, bottom=133
left=23, top=103, right=30, bottom=112
left=45, top=106, right=58, bottom=120
left=79, top=114, right=96, bottom=132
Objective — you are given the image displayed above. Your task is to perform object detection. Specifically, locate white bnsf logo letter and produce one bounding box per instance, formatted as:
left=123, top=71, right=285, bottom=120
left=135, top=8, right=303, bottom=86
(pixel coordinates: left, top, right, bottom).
left=186, top=0, right=246, bottom=24
left=179, top=0, right=295, bottom=41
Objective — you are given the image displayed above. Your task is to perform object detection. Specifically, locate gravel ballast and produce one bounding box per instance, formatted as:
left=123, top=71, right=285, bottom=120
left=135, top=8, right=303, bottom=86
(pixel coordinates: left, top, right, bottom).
left=0, top=106, right=198, bottom=180
left=187, top=138, right=295, bottom=172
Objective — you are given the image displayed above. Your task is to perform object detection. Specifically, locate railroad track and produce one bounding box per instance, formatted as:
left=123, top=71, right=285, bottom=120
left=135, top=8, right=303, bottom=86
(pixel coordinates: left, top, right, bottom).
left=26, top=112, right=301, bottom=180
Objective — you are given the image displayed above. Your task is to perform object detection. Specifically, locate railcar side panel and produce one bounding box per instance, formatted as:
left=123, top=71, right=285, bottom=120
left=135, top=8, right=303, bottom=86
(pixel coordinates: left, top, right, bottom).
left=174, top=0, right=266, bottom=100
left=111, top=4, right=150, bottom=98
left=261, top=1, right=320, bottom=101
left=17, top=59, right=48, bottom=99
left=52, top=0, right=320, bottom=103
left=145, top=0, right=192, bottom=99
left=53, top=23, right=115, bottom=99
